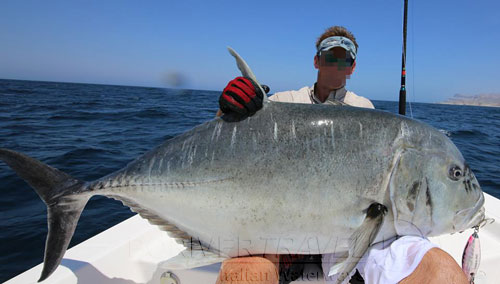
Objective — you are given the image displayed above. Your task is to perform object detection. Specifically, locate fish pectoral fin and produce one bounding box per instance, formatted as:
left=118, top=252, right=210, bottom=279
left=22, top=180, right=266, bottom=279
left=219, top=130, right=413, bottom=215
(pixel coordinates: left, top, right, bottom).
left=159, top=249, right=228, bottom=270
left=334, top=203, right=388, bottom=284
left=327, top=252, right=348, bottom=276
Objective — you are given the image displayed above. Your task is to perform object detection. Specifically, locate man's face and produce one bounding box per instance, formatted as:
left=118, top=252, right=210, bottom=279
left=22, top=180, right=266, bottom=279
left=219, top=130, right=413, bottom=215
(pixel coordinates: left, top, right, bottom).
left=314, top=47, right=356, bottom=89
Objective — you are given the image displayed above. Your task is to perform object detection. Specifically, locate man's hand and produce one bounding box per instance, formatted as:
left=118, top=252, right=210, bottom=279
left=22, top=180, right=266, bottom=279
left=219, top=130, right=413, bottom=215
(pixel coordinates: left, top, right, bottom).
left=219, top=77, right=264, bottom=119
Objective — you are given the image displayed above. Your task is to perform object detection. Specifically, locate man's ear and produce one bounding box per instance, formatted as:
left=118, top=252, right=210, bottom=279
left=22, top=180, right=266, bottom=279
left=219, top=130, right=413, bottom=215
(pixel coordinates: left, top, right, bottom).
left=314, top=55, right=319, bottom=69
left=347, top=60, right=356, bottom=75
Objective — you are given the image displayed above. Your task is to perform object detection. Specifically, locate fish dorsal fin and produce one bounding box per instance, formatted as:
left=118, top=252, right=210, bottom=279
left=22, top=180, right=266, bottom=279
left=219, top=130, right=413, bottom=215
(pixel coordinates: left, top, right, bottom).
left=227, top=47, right=269, bottom=102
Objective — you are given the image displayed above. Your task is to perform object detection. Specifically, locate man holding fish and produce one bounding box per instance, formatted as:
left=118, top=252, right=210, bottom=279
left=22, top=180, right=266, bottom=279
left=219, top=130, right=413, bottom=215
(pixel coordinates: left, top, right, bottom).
left=0, top=26, right=481, bottom=284
left=217, top=26, right=468, bottom=284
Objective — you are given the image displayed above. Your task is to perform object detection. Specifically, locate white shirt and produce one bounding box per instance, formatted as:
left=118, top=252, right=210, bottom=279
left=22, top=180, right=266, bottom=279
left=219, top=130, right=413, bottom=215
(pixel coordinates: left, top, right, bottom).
left=269, top=85, right=375, bottom=109
left=322, top=236, right=438, bottom=284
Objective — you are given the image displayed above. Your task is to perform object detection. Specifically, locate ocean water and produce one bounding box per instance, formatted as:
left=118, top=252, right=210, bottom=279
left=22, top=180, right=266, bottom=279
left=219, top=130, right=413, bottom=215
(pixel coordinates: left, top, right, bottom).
left=0, top=79, right=498, bottom=282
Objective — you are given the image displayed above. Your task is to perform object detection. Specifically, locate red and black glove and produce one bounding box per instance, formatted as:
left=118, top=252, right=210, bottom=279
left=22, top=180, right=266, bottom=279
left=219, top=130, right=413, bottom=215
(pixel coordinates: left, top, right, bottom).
left=219, top=77, right=265, bottom=118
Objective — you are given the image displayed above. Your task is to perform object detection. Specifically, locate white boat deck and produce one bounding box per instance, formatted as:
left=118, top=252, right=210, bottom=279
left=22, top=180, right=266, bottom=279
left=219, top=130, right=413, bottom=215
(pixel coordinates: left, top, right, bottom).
left=6, top=193, right=500, bottom=284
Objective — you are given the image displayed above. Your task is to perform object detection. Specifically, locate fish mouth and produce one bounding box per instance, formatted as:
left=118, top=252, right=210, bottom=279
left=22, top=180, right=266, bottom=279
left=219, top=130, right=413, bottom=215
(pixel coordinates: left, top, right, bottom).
left=453, top=192, right=485, bottom=231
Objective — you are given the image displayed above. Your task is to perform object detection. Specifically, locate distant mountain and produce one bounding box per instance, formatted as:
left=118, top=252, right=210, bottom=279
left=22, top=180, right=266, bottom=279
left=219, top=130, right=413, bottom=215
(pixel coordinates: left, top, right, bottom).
left=440, top=93, right=500, bottom=107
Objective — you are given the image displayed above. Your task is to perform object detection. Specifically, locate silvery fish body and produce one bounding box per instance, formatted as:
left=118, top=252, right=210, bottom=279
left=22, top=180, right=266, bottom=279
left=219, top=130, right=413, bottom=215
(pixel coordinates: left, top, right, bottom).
left=94, top=101, right=484, bottom=252
left=98, top=102, right=409, bottom=254
left=0, top=102, right=485, bottom=281
left=0, top=49, right=485, bottom=282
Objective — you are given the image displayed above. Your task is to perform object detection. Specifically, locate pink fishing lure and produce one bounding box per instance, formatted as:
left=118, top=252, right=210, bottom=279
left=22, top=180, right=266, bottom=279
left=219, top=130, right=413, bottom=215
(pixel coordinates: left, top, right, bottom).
left=461, top=228, right=481, bottom=283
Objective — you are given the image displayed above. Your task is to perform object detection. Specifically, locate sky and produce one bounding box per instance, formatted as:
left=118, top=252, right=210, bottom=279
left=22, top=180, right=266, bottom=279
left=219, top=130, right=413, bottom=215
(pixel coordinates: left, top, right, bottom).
left=0, top=0, right=499, bottom=103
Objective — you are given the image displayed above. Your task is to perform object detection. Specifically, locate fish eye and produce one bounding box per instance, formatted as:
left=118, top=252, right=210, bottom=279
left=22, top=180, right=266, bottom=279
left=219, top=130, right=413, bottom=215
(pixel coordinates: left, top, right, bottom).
left=449, top=166, right=463, bottom=180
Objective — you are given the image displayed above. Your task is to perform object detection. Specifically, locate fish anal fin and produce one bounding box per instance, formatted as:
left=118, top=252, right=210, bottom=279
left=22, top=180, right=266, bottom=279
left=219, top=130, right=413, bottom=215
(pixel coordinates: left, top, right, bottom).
left=160, top=249, right=228, bottom=270
left=335, top=203, right=387, bottom=284
left=109, top=195, right=206, bottom=248
left=111, top=196, right=229, bottom=269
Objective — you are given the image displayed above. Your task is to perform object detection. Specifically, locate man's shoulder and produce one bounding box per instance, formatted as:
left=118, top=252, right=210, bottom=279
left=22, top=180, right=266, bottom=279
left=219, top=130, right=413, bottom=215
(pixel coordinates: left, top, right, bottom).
left=269, top=86, right=312, bottom=104
left=344, top=91, right=375, bottom=109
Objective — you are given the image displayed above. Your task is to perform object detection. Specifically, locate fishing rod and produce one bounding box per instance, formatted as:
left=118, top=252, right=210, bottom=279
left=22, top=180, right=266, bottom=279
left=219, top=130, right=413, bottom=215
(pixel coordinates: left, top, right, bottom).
left=399, top=0, right=408, bottom=115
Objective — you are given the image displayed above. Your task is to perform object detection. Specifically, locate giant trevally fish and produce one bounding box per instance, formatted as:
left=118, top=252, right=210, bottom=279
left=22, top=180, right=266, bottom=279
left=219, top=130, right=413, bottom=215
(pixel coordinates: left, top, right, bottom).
left=0, top=48, right=485, bottom=283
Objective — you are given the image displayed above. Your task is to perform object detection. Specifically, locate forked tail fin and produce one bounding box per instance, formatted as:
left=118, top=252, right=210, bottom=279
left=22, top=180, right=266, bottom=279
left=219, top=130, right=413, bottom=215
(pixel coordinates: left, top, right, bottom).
left=0, top=148, right=90, bottom=282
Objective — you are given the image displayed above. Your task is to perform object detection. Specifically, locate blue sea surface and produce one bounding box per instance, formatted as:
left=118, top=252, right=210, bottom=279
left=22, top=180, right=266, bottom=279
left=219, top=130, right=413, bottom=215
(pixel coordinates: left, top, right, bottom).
left=0, top=79, right=499, bottom=282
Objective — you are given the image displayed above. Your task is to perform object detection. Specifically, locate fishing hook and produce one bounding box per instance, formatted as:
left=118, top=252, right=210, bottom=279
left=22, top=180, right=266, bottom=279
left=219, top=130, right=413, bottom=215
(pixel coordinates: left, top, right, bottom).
left=474, top=218, right=495, bottom=230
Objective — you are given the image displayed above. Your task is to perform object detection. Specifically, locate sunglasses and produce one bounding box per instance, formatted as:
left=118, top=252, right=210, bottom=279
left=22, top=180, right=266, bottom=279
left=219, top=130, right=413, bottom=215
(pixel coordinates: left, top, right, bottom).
left=318, top=51, right=355, bottom=67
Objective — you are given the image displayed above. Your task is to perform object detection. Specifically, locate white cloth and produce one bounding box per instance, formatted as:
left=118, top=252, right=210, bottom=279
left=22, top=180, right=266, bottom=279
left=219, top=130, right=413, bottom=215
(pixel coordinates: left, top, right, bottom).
left=269, top=85, right=375, bottom=109
left=322, top=236, right=438, bottom=284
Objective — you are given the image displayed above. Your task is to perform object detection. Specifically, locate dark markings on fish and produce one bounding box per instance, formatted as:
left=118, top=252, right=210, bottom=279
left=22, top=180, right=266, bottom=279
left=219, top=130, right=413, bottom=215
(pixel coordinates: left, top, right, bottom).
left=407, top=181, right=420, bottom=211
left=425, top=178, right=432, bottom=208
left=406, top=201, right=414, bottom=212
left=464, top=180, right=469, bottom=193
left=464, top=163, right=470, bottom=174
left=463, top=163, right=475, bottom=194
left=366, top=203, right=388, bottom=219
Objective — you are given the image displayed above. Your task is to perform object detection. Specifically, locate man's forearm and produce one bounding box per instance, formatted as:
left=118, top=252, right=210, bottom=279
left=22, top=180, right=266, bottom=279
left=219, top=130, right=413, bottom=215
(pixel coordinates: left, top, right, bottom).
left=399, top=248, right=468, bottom=284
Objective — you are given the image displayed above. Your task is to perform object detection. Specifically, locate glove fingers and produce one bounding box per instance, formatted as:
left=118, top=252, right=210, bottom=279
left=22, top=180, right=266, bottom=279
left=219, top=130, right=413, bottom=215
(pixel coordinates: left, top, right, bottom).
left=231, top=81, right=254, bottom=102
left=245, top=99, right=259, bottom=114
left=225, top=85, right=252, bottom=103
left=225, top=90, right=252, bottom=112
left=219, top=76, right=265, bottom=119
left=246, top=93, right=264, bottom=114
left=219, top=93, right=247, bottom=115
left=227, top=87, right=263, bottom=114
left=246, top=78, right=265, bottom=100
left=235, top=78, right=256, bottom=98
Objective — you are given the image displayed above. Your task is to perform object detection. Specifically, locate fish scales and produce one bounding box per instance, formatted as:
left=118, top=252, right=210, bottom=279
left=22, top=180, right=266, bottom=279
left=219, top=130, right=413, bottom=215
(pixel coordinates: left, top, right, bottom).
left=88, top=103, right=415, bottom=256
